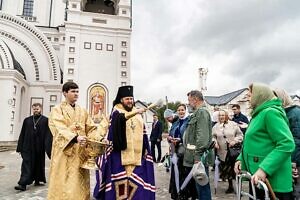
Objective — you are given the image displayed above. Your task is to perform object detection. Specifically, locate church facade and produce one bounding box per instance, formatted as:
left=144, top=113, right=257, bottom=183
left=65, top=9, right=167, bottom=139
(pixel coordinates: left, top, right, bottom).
left=0, top=0, right=131, bottom=141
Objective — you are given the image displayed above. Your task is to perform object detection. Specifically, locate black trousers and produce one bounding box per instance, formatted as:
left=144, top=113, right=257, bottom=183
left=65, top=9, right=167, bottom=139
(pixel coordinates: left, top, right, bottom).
left=151, top=141, right=161, bottom=162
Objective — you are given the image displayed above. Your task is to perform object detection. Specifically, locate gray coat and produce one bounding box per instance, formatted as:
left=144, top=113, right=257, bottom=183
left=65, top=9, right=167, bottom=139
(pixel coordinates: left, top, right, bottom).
left=183, top=105, right=212, bottom=167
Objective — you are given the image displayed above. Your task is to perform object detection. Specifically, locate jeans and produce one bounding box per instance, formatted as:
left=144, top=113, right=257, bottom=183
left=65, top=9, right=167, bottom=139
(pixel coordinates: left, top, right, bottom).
left=293, top=166, right=300, bottom=199
left=195, top=166, right=212, bottom=200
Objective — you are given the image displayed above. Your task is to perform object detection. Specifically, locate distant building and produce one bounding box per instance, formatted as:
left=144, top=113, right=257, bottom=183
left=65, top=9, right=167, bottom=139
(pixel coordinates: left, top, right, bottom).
left=291, top=95, right=300, bottom=106
left=205, top=88, right=250, bottom=118
left=205, top=88, right=300, bottom=118
left=135, top=100, right=156, bottom=135
left=0, top=0, right=131, bottom=141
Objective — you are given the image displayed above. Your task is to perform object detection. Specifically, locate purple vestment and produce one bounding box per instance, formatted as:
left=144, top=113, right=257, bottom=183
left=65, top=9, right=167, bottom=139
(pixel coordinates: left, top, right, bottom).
left=93, top=110, right=156, bottom=200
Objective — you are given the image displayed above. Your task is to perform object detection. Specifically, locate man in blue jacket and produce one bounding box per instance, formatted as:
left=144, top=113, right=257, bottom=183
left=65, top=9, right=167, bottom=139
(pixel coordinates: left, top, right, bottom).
left=150, top=114, right=163, bottom=163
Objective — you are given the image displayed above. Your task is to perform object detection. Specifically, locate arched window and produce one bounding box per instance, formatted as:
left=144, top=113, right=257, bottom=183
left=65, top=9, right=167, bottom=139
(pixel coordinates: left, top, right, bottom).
left=23, top=0, right=34, bottom=16
left=84, top=0, right=115, bottom=15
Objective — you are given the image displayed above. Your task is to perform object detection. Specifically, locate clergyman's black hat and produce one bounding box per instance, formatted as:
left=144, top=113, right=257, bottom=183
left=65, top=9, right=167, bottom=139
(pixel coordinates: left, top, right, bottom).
left=113, top=85, right=134, bottom=106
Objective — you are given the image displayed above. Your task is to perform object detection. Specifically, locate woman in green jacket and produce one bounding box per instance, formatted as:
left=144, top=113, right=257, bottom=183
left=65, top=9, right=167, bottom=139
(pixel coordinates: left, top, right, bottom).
left=234, top=83, right=295, bottom=200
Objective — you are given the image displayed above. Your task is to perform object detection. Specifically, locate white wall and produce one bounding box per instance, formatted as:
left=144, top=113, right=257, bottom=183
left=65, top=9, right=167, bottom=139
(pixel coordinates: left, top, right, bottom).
left=62, top=8, right=131, bottom=112
left=1, top=0, right=23, bottom=16
left=0, top=70, right=28, bottom=141
left=0, top=0, right=132, bottom=141
left=135, top=101, right=154, bottom=135
left=1, top=0, right=66, bottom=26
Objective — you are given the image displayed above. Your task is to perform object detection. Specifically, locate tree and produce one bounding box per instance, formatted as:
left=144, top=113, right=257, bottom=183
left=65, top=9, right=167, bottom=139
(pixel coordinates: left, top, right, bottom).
left=154, top=101, right=182, bottom=132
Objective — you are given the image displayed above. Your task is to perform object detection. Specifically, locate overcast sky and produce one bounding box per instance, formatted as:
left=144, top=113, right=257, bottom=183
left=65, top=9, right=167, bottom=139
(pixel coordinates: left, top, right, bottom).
left=131, top=0, right=300, bottom=103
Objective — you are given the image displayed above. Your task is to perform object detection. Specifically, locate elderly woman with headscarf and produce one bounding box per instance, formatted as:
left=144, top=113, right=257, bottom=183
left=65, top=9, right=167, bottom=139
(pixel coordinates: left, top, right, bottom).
left=234, top=83, right=295, bottom=200
left=212, top=109, right=243, bottom=193
left=274, top=88, right=300, bottom=199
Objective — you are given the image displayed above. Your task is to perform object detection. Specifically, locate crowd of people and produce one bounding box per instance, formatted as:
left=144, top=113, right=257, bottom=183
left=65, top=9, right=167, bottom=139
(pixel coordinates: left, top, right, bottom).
left=13, top=81, right=300, bottom=200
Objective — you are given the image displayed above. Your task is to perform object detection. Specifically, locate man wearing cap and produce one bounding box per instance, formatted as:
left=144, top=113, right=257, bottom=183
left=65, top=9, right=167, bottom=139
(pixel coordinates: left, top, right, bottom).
left=94, top=85, right=155, bottom=200
left=164, top=109, right=178, bottom=125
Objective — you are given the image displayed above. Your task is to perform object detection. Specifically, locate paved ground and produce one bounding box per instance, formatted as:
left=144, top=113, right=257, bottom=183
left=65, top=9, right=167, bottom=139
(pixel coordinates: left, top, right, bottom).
left=0, top=141, right=239, bottom=199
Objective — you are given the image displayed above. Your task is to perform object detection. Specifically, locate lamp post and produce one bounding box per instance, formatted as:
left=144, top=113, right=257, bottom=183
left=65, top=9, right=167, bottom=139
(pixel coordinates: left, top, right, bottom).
left=165, top=96, right=168, bottom=109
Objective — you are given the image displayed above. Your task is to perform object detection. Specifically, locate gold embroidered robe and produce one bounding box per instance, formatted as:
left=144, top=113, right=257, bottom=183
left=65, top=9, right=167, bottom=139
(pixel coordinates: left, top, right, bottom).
left=115, top=104, right=144, bottom=176
left=47, top=101, right=107, bottom=200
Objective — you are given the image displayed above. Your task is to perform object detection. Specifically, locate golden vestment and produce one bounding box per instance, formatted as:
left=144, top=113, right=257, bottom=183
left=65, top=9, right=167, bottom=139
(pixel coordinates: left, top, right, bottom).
left=115, top=104, right=144, bottom=176
left=47, top=101, right=107, bottom=200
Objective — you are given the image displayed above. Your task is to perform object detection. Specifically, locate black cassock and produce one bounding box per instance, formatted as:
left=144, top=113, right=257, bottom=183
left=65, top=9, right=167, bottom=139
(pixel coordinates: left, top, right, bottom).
left=16, top=115, right=52, bottom=186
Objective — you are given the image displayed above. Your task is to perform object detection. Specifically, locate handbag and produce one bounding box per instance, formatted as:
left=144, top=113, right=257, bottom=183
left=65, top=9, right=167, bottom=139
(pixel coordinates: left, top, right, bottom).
left=177, top=143, right=185, bottom=157
left=227, top=143, right=242, bottom=161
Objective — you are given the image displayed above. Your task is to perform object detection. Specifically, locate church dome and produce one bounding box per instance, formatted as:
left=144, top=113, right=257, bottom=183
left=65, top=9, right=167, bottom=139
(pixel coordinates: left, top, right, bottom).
left=7, top=44, right=26, bottom=80
left=0, top=39, right=26, bottom=79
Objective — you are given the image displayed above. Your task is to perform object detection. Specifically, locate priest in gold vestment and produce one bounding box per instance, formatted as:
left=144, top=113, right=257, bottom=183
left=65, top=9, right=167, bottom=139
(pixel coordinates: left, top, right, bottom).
left=47, top=82, right=107, bottom=200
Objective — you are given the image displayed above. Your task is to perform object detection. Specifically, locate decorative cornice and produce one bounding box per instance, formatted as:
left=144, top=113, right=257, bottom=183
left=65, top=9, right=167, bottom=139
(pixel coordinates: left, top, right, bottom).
left=0, top=69, right=29, bottom=85
left=0, top=30, right=39, bottom=80
left=0, top=41, right=10, bottom=69
left=0, top=12, right=60, bottom=81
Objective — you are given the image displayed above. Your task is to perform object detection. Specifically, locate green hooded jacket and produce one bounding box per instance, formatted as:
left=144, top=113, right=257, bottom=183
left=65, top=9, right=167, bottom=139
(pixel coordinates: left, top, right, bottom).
left=237, top=84, right=295, bottom=193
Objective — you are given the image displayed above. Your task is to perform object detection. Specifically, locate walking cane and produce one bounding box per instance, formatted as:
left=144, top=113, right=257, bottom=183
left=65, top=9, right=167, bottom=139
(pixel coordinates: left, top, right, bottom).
left=265, top=179, right=277, bottom=200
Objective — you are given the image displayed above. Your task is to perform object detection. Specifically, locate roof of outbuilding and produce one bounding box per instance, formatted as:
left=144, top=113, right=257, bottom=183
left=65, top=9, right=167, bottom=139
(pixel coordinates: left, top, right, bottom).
left=291, top=95, right=300, bottom=99
left=205, top=88, right=248, bottom=106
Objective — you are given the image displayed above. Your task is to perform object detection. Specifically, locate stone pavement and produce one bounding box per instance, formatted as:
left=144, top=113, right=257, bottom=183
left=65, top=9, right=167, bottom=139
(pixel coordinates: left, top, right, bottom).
left=0, top=141, right=238, bottom=199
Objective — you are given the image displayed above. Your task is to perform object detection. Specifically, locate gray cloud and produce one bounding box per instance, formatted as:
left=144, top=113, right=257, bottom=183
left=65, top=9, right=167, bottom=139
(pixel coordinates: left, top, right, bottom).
left=181, top=1, right=300, bottom=52
left=132, top=0, right=300, bottom=102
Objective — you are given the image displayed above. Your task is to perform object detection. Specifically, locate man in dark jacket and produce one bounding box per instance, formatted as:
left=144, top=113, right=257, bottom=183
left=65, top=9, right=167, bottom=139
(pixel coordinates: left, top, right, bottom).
left=15, top=103, right=52, bottom=191
left=150, top=114, right=163, bottom=162
left=231, top=104, right=249, bottom=134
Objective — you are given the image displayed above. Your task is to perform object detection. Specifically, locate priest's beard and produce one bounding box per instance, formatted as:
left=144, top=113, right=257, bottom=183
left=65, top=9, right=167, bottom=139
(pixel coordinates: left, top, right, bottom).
left=33, top=113, right=41, bottom=117
left=122, top=103, right=133, bottom=112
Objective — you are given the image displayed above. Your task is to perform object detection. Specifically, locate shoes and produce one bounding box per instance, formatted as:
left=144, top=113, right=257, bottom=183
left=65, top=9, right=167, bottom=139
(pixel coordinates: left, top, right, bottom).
left=34, top=182, right=44, bottom=186
left=225, top=187, right=234, bottom=194
left=14, top=184, right=26, bottom=191
left=177, top=191, right=187, bottom=200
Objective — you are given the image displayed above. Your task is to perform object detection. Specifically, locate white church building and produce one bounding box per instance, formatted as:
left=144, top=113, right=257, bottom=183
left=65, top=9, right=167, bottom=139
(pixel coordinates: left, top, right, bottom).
left=0, top=0, right=132, bottom=141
